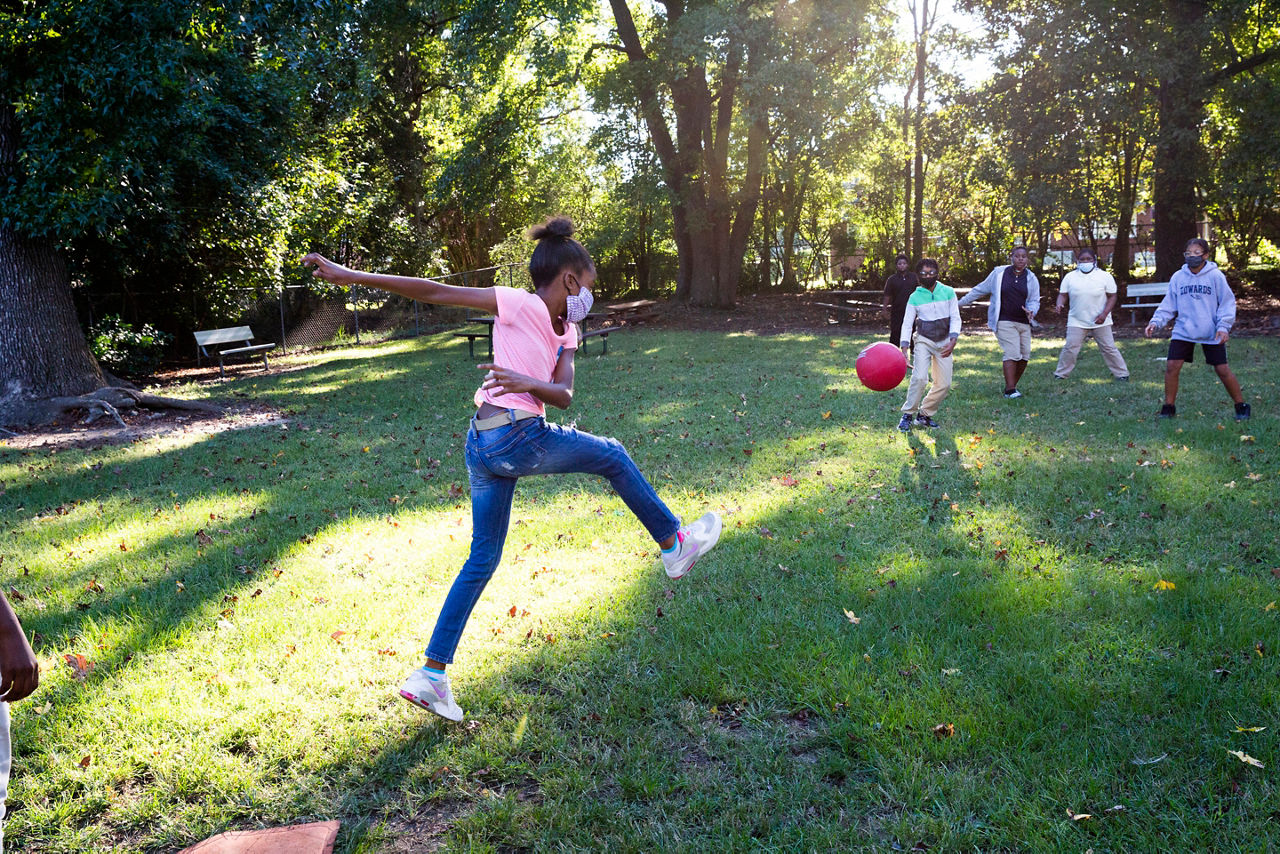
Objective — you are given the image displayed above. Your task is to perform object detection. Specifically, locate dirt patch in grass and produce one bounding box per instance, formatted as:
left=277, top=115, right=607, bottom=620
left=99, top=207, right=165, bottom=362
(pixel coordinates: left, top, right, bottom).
left=1, top=400, right=286, bottom=451
left=372, top=800, right=472, bottom=853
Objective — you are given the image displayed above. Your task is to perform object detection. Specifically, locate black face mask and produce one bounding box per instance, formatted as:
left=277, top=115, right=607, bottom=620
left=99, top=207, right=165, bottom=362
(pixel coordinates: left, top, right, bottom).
left=919, top=273, right=938, bottom=282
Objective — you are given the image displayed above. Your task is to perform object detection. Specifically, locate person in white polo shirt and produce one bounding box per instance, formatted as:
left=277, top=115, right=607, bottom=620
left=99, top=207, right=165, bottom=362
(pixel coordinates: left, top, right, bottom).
left=1052, top=247, right=1129, bottom=381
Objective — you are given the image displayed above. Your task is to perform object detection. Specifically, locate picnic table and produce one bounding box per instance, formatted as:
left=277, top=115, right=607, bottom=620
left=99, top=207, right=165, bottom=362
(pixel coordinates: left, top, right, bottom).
left=815, top=290, right=884, bottom=325
left=603, top=299, right=659, bottom=324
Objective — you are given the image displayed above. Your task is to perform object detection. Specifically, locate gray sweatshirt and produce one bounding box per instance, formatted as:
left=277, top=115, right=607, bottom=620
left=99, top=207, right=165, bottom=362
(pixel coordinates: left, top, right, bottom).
left=1150, top=261, right=1236, bottom=344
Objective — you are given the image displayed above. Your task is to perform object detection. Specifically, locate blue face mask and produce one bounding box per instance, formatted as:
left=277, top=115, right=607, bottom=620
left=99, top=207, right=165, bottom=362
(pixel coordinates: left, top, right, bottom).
left=1078, top=261, right=1095, bottom=273
left=1185, top=254, right=1206, bottom=269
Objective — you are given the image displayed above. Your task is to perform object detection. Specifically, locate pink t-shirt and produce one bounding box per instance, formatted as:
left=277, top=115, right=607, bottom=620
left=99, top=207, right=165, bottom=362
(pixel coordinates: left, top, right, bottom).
left=473, top=287, right=577, bottom=416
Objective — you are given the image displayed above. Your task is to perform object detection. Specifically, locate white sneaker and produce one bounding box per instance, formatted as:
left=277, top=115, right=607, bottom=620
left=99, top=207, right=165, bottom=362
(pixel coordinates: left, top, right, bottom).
left=399, top=667, right=463, bottom=722
left=661, top=512, right=723, bottom=579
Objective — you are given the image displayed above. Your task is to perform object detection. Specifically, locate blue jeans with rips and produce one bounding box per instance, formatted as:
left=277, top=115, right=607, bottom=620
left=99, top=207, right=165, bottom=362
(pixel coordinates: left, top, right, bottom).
left=424, top=414, right=681, bottom=665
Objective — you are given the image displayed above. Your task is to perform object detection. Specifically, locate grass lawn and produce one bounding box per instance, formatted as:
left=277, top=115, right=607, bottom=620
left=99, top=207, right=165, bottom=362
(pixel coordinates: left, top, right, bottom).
left=2, top=328, right=1276, bottom=852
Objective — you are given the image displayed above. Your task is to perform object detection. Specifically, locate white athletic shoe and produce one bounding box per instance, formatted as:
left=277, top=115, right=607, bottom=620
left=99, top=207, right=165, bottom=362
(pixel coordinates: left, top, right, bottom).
left=661, top=512, right=723, bottom=579
left=399, top=667, right=463, bottom=722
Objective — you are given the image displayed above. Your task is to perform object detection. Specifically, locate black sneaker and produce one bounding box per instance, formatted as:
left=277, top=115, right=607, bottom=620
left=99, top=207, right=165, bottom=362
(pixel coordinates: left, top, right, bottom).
left=1115, top=375, right=1129, bottom=382
left=897, top=413, right=913, bottom=432
left=1235, top=402, right=1251, bottom=421
left=914, top=414, right=940, bottom=429
left=1158, top=403, right=1176, bottom=418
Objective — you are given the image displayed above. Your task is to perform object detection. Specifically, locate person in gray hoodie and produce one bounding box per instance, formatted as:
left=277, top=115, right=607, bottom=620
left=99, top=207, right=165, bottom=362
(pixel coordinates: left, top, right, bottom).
left=1144, top=238, right=1250, bottom=421
left=957, top=246, right=1041, bottom=398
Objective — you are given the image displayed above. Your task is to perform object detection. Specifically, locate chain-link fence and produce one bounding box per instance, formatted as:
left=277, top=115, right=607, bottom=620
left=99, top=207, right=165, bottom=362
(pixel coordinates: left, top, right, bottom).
left=75, top=264, right=531, bottom=363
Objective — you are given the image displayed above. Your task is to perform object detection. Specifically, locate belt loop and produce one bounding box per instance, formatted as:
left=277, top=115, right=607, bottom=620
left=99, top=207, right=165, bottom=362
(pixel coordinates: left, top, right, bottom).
left=507, top=408, right=516, bottom=426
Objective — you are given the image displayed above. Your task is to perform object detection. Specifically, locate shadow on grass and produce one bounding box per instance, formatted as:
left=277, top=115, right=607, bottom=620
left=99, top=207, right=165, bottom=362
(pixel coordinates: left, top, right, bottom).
left=2, top=330, right=1275, bottom=850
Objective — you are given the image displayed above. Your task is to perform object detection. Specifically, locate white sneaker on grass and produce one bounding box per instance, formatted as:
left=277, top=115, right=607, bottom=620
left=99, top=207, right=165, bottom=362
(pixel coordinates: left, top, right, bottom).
left=399, top=667, right=463, bottom=722
left=662, top=512, right=723, bottom=579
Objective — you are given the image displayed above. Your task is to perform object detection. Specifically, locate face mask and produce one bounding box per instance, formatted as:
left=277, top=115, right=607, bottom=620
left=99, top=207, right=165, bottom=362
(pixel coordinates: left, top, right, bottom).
left=1078, top=262, right=1095, bottom=273
left=1184, top=254, right=1205, bottom=269
left=565, top=287, right=594, bottom=323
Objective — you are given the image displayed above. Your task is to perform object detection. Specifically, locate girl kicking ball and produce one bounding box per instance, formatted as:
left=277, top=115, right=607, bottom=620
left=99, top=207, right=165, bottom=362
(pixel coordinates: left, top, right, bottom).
left=302, top=216, right=722, bottom=721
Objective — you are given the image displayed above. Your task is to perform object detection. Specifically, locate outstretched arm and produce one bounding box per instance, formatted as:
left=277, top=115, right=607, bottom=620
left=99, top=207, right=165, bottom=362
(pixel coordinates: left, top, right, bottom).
left=301, top=253, right=499, bottom=314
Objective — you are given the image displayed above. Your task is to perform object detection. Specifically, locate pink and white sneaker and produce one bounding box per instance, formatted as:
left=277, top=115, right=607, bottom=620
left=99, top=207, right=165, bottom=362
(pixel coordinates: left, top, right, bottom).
left=399, top=668, right=463, bottom=722
left=661, top=512, right=723, bottom=579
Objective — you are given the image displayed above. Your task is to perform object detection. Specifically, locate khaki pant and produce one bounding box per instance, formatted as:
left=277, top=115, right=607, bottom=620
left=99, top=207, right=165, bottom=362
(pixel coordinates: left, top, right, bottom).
left=901, top=336, right=953, bottom=416
left=1054, top=325, right=1128, bottom=379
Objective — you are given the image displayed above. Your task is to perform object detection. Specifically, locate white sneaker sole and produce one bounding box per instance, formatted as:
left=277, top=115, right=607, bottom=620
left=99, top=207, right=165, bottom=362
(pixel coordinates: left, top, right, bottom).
left=665, top=514, right=723, bottom=579
left=399, top=688, right=464, bottom=722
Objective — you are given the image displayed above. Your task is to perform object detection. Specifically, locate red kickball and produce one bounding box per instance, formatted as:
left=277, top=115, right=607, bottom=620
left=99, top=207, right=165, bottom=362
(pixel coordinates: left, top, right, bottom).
left=855, top=342, right=908, bottom=391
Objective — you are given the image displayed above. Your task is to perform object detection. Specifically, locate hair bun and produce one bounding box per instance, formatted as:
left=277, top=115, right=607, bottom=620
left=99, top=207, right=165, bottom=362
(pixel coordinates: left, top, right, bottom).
left=527, top=215, right=576, bottom=241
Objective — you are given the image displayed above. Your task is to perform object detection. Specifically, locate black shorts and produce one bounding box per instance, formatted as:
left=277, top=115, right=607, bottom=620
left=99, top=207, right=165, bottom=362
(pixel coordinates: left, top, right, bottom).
left=1167, top=339, right=1228, bottom=366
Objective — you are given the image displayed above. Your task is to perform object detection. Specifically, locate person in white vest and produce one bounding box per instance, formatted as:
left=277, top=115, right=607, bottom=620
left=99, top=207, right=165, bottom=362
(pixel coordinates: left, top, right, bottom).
left=1052, top=247, right=1129, bottom=381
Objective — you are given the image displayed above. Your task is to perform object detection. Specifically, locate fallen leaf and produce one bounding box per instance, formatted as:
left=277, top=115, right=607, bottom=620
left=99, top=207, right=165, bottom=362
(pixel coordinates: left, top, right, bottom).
left=330, top=630, right=347, bottom=642
left=1234, top=726, right=1265, bottom=733
left=1104, top=805, right=1126, bottom=814
left=1227, top=749, right=1264, bottom=768
left=1264, top=602, right=1276, bottom=612
left=932, top=723, right=955, bottom=739
left=34, top=702, right=52, bottom=715
left=822, top=411, right=832, bottom=419
left=508, top=605, right=518, bottom=617
left=79, top=755, right=92, bottom=768
left=941, top=668, right=960, bottom=676
left=843, top=609, right=861, bottom=625
left=1066, top=810, right=1092, bottom=821
left=63, top=653, right=95, bottom=681
left=196, top=530, right=213, bottom=546
left=1153, top=579, right=1176, bottom=591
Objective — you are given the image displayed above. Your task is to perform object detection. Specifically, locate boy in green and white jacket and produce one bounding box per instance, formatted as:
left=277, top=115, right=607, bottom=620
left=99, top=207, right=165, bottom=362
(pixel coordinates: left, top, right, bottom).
left=897, top=258, right=961, bottom=431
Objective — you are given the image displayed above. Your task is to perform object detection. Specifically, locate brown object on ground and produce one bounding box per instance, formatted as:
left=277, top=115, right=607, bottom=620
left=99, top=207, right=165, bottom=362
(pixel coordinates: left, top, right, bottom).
left=179, top=820, right=339, bottom=854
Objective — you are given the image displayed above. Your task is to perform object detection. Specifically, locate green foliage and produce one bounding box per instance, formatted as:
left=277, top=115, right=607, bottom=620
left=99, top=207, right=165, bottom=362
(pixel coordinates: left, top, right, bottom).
left=1, top=0, right=353, bottom=335
left=87, top=315, right=172, bottom=377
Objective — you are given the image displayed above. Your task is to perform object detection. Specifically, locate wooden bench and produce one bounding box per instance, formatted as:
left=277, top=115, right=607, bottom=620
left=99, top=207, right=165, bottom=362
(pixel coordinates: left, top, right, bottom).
left=1119, top=282, right=1169, bottom=326
left=580, top=327, right=614, bottom=355
left=815, top=300, right=880, bottom=325
left=454, top=328, right=493, bottom=359
left=194, top=326, right=276, bottom=377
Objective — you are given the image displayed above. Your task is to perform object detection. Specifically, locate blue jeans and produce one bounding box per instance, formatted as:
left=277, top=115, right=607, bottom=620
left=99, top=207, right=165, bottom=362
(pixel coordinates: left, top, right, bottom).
left=424, top=415, right=681, bottom=664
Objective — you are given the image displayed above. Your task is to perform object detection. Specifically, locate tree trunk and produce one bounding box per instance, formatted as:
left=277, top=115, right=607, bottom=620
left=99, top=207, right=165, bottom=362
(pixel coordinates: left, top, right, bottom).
left=902, top=87, right=913, bottom=259
left=1110, top=136, right=1135, bottom=282
left=1152, top=1, right=1206, bottom=281
left=0, top=100, right=108, bottom=427
left=912, top=0, right=928, bottom=259
left=608, top=0, right=767, bottom=309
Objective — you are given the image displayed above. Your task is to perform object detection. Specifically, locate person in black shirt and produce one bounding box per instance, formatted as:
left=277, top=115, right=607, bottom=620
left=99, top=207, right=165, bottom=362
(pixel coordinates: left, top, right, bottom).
left=881, top=254, right=919, bottom=344
left=957, top=246, right=1041, bottom=398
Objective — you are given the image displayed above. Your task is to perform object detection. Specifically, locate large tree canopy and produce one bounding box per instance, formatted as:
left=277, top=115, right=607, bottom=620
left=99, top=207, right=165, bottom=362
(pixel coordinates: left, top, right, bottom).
left=603, top=0, right=877, bottom=307
left=963, top=0, right=1280, bottom=279
left=0, top=0, right=354, bottom=424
